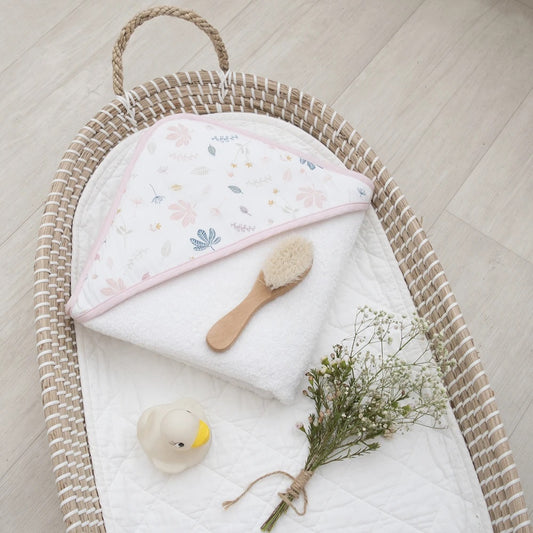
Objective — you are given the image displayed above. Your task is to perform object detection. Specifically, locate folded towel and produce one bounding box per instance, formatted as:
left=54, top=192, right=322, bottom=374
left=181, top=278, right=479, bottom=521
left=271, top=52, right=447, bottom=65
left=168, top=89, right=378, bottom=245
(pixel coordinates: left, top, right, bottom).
left=68, top=114, right=373, bottom=403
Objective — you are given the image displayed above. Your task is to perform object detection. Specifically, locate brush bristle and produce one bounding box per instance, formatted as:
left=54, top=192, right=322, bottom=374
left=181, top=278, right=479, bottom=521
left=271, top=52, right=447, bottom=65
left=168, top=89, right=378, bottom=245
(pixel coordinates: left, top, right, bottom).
left=262, top=236, right=313, bottom=290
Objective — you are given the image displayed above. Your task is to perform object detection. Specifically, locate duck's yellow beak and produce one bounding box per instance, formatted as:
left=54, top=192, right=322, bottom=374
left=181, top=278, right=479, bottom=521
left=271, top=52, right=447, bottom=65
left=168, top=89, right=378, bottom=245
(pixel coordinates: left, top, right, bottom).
left=191, top=420, right=210, bottom=448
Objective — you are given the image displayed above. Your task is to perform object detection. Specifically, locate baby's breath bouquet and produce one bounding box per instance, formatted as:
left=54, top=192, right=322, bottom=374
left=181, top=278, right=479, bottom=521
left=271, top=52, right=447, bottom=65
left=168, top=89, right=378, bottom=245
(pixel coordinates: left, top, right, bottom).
left=223, top=307, right=452, bottom=531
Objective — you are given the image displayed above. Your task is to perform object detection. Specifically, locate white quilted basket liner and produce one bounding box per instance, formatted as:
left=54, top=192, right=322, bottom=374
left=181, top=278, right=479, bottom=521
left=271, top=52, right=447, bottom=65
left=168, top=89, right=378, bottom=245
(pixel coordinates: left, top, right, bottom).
left=72, top=113, right=492, bottom=533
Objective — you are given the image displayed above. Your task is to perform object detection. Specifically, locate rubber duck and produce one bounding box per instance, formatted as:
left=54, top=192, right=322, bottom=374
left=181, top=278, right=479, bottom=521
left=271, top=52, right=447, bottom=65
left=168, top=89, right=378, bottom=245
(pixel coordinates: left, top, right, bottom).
left=137, top=398, right=211, bottom=474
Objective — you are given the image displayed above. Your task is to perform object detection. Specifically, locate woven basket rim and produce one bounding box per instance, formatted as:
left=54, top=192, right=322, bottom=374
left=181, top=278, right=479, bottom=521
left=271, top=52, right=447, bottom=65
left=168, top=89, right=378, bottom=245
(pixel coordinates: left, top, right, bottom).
left=33, top=69, right=531, bottom=533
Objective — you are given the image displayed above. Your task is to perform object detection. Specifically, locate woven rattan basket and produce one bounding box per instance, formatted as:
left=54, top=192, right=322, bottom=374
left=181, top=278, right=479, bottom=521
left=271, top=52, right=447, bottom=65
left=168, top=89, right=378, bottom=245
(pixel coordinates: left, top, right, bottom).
left=33, top=7, right=531, bottom=532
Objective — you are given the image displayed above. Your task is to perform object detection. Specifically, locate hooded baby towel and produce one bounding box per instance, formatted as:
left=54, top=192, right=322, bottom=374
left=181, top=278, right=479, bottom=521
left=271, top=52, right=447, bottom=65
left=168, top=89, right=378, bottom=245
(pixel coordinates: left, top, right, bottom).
left=67, top=114, right=373, bottom=402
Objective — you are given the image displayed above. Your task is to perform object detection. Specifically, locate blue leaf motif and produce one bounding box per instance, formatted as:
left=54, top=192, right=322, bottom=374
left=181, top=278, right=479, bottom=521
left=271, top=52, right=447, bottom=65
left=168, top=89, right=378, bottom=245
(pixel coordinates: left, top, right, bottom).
left=299, top=157, right=321, bottom=171
left=208, top=145, right=216, bottom=156
left=228, top=185, right=243, bottom=194
left=190, top=228, right=222, bottom=251
left=149, top=184, right=165, bottom=204
left=190, top=239, right=209, bottom=251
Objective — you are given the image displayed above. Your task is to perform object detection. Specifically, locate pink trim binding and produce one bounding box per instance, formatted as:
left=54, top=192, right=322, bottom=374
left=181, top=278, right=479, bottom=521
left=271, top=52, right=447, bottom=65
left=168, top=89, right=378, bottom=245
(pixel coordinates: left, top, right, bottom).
left=73, top=202, right=369, bottom=322
left=66, top=128, right=153, bottom=315
left=66, top=113, right=374, bottom=320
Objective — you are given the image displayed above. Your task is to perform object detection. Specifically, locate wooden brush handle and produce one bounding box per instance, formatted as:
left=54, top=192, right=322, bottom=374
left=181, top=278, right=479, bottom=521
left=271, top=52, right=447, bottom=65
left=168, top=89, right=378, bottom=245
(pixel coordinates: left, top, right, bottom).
left=206, top=274, right=275, bottom=352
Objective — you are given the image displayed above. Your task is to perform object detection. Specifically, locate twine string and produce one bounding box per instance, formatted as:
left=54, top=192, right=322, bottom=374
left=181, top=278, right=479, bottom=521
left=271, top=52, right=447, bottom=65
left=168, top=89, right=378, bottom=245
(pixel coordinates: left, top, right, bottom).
left=222, top=469, right=313, bottom=516
left=217, top=69, right=232, bottom=106
left=115, top=90, right=138, bottom=130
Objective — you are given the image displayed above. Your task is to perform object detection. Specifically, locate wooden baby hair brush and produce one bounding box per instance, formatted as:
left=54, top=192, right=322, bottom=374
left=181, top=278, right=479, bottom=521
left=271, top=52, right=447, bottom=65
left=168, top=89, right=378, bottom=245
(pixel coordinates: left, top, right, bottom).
left=206, top=235, right=313, bottom=352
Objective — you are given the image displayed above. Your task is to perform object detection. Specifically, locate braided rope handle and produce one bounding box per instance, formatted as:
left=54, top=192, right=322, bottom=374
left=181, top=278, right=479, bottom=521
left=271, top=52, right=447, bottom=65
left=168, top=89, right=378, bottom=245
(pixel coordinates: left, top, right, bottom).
left=112, top=5, right=229, bottom=96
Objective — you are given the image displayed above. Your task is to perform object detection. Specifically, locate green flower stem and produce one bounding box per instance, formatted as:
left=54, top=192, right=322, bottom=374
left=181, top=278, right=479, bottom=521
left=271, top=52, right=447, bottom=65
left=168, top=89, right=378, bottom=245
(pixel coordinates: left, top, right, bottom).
left=245, top=308, right=450, bottom=531
left=260, top=500, right=290, bottom=531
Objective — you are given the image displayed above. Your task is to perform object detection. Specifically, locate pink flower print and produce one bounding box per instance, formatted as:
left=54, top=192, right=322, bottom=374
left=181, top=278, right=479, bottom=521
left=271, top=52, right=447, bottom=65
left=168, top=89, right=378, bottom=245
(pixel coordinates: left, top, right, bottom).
left=166, top=124, right=191, bottom=147
left=131, top=196, right=143, bottom=207
left=101, top=278, right=126, bottom=296
left=296, top=186, right=327, bottom=208
left=169, top=200, right=197, bottom=227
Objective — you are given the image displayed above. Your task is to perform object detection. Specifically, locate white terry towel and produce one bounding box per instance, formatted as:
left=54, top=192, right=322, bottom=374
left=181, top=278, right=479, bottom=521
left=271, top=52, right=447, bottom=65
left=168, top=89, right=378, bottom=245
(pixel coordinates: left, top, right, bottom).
left=68, top=114, right=373, bottom=403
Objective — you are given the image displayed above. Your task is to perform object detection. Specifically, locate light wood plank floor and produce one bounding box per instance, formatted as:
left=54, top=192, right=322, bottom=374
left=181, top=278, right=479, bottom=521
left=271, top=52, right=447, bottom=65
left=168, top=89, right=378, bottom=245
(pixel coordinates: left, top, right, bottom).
left=1, top=1, right=531, bottom=530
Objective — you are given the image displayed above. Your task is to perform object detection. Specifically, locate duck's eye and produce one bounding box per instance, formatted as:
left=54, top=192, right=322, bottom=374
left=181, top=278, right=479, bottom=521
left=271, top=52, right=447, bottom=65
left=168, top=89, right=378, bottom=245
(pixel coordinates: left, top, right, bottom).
left=178, top=442, right=184, bottom=448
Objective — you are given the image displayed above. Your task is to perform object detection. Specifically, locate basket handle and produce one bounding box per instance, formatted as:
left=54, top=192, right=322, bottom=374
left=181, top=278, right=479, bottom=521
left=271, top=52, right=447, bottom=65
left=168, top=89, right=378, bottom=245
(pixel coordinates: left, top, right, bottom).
left=112, top=6, right=229, bottom=96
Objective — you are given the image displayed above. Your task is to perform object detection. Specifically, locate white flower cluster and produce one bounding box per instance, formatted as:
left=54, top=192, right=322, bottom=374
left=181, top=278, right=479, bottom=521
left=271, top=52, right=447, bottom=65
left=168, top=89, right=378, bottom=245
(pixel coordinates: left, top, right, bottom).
left=300, top=307, right=453, bottom=469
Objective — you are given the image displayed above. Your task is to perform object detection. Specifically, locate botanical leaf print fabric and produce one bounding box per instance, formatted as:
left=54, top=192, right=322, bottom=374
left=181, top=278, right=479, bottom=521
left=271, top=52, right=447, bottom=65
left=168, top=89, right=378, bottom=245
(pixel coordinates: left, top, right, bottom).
left=67, top=114, right=373, bottom=321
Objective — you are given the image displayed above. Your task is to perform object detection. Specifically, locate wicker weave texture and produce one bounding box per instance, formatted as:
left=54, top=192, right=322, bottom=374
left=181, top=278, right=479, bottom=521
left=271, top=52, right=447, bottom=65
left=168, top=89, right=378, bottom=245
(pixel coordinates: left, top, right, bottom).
left=111, top=6, right=229, bottom=96
left=33, top=8, right=531, bottom=533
